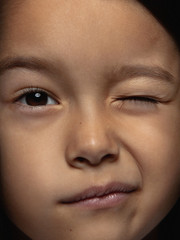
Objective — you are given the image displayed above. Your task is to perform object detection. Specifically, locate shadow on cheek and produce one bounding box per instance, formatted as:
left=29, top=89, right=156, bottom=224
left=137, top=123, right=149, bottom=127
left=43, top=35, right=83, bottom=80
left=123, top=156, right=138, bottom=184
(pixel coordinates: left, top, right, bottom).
left=0, top=209, right=31, bottom=240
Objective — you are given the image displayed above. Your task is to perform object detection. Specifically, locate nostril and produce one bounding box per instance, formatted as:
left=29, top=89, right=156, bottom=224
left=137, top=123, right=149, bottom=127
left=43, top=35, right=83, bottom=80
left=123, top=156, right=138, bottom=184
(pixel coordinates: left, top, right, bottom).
left=75, top=157, right=87, bottom=163
left=74, top=154, right=116, bottom=165
left=74, top=154, right=117, bottom=166
left=102, top=154, right=117, bottom=162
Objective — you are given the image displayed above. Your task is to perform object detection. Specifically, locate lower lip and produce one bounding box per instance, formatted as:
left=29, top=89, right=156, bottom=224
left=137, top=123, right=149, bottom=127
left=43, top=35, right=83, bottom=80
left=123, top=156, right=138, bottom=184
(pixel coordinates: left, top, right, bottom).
left=65, top=192, right=130, bottom=209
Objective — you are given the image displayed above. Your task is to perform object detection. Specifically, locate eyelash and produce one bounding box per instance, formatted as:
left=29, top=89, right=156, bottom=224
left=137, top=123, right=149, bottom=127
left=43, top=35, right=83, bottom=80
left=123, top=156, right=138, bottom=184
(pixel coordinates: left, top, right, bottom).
left=118, top=96, right=159, bottom=104
left=15, top=87, right=59, bottom=107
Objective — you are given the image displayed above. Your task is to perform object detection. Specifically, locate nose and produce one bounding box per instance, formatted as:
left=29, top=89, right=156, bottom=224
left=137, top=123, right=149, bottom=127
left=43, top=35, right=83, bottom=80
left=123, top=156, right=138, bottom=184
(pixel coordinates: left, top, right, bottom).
left=65, top=114, right=119, bottom=168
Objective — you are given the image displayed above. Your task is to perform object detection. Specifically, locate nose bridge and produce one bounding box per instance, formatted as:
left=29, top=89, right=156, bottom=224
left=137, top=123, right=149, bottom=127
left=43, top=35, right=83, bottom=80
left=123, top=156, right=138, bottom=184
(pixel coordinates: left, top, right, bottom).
left=81, top=107, right=107, bottom=142
left=65, top=102, right=119, bottom=167
left=74, top=106, right=110, bottom=151
left=74, top=95, right=108, bottom=137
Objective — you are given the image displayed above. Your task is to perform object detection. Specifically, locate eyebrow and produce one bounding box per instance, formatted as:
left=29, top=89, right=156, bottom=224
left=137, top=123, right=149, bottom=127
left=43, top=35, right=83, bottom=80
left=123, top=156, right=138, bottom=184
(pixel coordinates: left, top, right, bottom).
left=107, top=64, right=175, bottom=85
left=0, top=56, right=176, bottom=85
left=0, top=56, right=60, bottom=75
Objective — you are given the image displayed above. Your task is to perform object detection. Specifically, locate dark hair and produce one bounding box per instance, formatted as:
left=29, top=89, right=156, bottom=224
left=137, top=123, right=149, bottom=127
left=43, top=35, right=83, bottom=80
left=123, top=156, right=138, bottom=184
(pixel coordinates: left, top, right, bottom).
left=0, top=1, right=179, bottom=239
left=158, top=199, right=180, bottom=239
left=139, top=2, right=180, bottom=236
left=139, top=0, right=180, bottom=49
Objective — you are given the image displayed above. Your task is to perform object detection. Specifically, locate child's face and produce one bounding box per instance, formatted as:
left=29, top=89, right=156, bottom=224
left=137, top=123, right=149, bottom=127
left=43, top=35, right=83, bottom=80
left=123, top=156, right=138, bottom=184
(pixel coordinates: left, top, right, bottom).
left=0, top=0, right=180, bottom=239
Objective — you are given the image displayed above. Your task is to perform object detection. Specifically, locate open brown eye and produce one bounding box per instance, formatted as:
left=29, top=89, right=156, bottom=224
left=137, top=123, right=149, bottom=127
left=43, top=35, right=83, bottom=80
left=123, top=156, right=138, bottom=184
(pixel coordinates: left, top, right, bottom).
left=25, top=92, right=48, bottom=106
left=17, top=90, right=58, bottom=106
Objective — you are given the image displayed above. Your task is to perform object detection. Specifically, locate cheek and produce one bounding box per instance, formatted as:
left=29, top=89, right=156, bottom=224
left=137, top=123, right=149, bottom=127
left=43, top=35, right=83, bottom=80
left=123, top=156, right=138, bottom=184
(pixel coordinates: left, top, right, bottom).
left=135, top=115, right=180, bottom=185
left=142, top=124, right=180, bottom=183
left=137, top=129, right=180, bottom=197
left=0, top=127, right=62, bottom=197
left=0, top=123, right=62, bottom=219
left=120, top=104, right=180, bottom=181
left=116, top=111, right=180, bottom=237
left=0, top=127, right=70, bottom=239
left=129, top=111, right=180, bottom=209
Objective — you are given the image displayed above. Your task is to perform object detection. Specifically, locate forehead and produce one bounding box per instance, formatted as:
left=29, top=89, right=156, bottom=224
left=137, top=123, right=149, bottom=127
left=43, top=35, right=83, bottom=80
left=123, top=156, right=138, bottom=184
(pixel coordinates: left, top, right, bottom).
left=2, top=0, right=161, bottom=41
left=0, top=0, right=179, bottom=77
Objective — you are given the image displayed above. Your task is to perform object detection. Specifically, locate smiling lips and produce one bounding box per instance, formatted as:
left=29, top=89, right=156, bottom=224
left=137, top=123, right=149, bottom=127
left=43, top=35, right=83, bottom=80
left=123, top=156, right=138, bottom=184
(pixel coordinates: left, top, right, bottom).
left=61, top=182, right=137, bottom=209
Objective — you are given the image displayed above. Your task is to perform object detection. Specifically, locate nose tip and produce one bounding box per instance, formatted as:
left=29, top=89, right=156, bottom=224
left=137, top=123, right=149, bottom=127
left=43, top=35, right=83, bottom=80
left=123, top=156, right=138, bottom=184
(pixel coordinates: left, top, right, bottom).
left=65, top=128, right=119, bottom=168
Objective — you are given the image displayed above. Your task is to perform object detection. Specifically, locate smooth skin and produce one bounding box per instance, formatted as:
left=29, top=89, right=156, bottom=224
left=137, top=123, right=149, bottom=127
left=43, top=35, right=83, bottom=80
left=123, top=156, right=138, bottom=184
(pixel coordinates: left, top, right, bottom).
left=0, top=0, right=180, bottom=239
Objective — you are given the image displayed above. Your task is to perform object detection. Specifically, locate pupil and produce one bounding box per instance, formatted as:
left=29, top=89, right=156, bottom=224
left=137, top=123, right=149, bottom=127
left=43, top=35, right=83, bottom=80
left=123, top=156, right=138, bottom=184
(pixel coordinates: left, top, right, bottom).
left=26, top=92, right=48, bottom=106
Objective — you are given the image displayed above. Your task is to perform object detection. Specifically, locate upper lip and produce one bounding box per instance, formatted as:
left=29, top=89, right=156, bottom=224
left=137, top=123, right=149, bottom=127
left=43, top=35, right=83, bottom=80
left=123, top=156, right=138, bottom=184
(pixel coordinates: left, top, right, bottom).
left=61, top=181, right=138, bottom=204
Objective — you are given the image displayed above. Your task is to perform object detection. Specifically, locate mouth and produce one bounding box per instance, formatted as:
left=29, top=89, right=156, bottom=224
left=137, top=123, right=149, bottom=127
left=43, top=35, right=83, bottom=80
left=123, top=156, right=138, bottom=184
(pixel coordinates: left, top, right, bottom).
left=61, top=182, right=137, bottom=209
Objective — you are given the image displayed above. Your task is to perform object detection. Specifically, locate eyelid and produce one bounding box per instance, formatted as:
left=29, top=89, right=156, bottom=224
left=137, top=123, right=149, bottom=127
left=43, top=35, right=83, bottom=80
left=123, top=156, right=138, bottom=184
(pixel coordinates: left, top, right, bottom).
left=111, top=95, right=161, bottom=114
left=117, top=96, right=159, bottom=104
left=113, top=95, right=160, bottom=104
